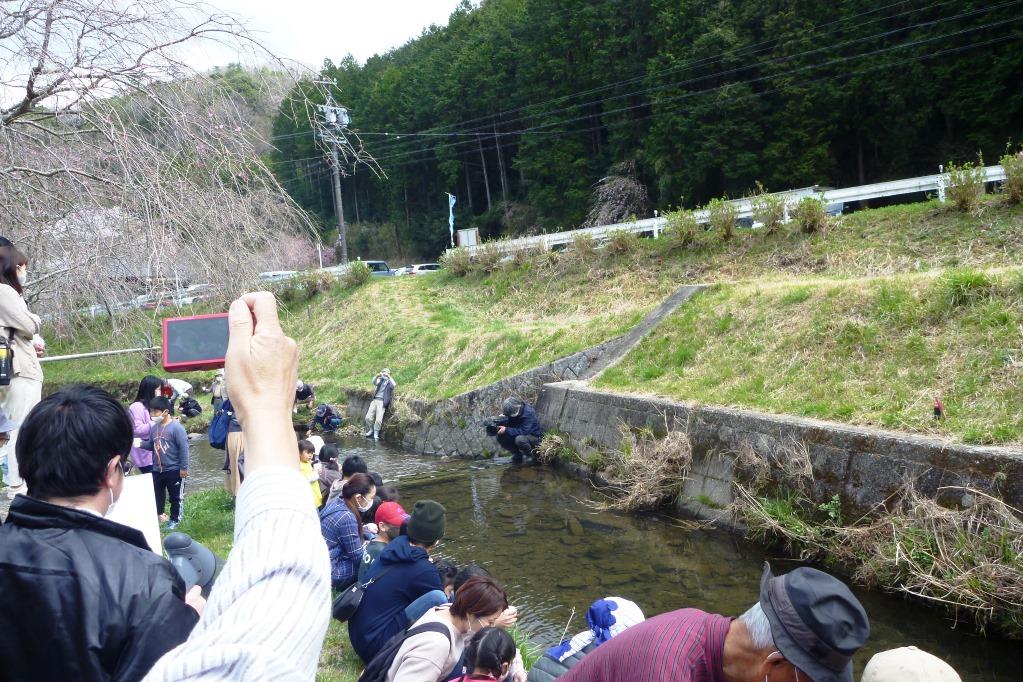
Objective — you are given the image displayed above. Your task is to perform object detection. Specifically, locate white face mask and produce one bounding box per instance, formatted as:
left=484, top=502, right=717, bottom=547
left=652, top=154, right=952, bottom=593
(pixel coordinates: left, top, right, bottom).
left=104, top=485, right=120, bottom=517
left=16, top=270, right=26, bottom=286
left=357, top=496, right=374, bottom=513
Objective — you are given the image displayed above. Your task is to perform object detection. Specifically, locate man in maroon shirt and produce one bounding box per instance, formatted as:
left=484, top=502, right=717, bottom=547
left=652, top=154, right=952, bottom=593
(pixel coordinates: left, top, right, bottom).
left=561, top=564, right=869, bottom=682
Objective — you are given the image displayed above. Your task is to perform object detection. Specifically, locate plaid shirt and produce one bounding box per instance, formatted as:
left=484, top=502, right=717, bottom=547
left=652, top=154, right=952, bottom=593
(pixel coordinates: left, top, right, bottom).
left=559, top=609, right=732, bottom=682
left=319, top=497, right=364, bottom=588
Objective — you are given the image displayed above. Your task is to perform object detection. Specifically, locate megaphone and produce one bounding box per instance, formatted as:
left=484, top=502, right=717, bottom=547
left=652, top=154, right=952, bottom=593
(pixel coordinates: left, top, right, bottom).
left=164, top=532, right=223, bottom=598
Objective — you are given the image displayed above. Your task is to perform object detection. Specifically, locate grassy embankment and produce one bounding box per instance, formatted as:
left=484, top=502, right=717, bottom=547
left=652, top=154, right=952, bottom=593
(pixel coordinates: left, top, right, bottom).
left=597, top=267, right=1023, bottom=445
left=45, top=198, right=1023, bottom=444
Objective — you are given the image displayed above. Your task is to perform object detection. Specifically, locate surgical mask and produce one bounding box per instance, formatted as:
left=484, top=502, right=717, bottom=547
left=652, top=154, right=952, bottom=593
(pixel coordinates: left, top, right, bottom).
left=16, top=270, right=26, bottom=286
left=104, top=487, right=118, bottom=517
left=357, top=496, right=374, bottom=513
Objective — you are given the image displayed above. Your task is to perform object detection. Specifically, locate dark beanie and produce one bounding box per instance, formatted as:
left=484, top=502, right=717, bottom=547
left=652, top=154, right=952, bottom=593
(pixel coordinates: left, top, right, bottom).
left=407, top=500, right=446, bottom=545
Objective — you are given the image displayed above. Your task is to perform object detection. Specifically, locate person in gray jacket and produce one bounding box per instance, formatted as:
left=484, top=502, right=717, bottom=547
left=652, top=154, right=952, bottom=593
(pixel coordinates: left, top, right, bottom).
left=364, top=368, right=395, bottom=440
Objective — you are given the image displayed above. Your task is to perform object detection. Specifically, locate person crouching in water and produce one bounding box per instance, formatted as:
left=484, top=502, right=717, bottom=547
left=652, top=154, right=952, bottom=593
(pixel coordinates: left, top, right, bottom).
left=365, top=368, right=395, bottom=440
left=491, top=397, right=543, bottom=464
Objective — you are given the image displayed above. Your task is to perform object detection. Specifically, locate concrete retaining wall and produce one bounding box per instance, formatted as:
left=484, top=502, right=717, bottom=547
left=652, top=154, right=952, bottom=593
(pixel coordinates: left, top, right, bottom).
left=345, top=336, right=631, bottom=457
left=537, top=381, right=1023, bottom=518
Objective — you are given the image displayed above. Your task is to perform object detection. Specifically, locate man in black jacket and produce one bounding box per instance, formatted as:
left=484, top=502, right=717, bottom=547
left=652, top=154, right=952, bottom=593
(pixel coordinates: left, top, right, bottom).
left=0, top=385, right=202, bottom=682
left=493, top=397, right=544, bottom=463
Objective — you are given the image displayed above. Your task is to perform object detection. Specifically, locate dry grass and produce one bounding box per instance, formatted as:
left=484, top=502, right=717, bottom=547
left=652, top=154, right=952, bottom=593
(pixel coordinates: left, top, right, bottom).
left=595, top=424, right=693, bottom=511
left=730, top=441, right=1023, bottom=637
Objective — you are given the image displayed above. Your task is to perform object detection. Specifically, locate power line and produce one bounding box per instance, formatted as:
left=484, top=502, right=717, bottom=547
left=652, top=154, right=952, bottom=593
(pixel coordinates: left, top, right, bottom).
left=375, top=29, right=1022, bottom=175
left=267, top=0, right=941, bottom=146
left=366, top=11, right=1023, bottom=167
left=356, top=0, right=979, bottom=155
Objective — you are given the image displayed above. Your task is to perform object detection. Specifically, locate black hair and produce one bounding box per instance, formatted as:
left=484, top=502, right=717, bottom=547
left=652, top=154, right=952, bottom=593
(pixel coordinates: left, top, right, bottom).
left=320, top=443, right=340, bottom=464
left=369, top=471, right=383, bottom=487
left=298, top=439, right=315, bottom=454
left=435, top=559, right=458, bottom=589
left=17, top=385, right=132, bottom=500
left=0, top=237, right=12, bottom=247
left=149, top=396, right=172, bottom=413
left=133, top=375, right=165, bottom=410
left=0, top=244, right=27, bottom=295
left=378, top=485, right=400, bottom=502
left=341, top=455, right=368, bottom=478
left=465, top=627, right=516, bottom=679
left=454, top=563, right=493, bottom=594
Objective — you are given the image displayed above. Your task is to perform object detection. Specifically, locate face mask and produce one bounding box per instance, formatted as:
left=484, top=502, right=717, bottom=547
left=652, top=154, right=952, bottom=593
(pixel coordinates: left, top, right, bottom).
left=357, top=496, right=374, bottom=513
left=17, top=271, right=26, bottom=286
left=104, top=487, right=117, bottom=517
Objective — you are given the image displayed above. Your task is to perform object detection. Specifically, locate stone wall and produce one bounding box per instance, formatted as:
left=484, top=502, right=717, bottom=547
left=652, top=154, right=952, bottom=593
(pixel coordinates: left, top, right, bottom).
left=537, top=381, right=1023, bottom=519
left=345, top=336, right=632, bottom=457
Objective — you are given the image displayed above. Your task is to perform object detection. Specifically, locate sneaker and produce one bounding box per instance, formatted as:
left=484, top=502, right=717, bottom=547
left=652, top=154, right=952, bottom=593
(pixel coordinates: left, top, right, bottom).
left=166, top=520, right=179, bottom=530
left=364, top=431, right=373, bottom=438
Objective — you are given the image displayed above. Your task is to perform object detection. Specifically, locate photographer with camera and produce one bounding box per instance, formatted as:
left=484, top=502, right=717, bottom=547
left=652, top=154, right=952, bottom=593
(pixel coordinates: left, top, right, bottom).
left=0, top=385, right=204, bottom=682
left=486, top=397, right=544, bottom=464
left=364, top=368, right=395, bottom=441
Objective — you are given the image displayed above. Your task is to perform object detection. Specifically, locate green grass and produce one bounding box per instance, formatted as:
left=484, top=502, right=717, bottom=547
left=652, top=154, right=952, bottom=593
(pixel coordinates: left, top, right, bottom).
left=42, top=197, right=1023, bottom=431
left=172, top=489, right=363, bottom=681
left=598, top=267, right=1023, bottom=445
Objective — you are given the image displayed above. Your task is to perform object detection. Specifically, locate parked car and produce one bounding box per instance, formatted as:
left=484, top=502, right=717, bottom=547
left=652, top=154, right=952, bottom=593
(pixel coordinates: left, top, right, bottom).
left=393, top=265, right=412, bottom=276
left=364, top=260, right=395, bottom=276
left=407, top=263, right=441, bottom=275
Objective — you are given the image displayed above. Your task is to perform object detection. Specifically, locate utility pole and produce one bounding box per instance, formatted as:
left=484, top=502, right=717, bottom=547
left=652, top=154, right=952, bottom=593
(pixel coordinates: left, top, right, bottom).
left=315, top=80, right=352, bottom=263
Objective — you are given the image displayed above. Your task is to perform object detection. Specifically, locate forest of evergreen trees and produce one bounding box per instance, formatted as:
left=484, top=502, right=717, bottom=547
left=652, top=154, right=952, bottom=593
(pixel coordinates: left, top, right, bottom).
left=270, top=0, right=1023, bottom=259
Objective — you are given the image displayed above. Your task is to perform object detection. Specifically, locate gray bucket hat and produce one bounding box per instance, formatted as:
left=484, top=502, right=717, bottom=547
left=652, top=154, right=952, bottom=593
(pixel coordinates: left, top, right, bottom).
left=759, top=563, right=870, bottom=682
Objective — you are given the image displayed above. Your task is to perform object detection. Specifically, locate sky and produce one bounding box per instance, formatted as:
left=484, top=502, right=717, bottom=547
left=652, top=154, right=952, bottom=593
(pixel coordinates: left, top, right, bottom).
left=184, top=0, right=469, bottom=71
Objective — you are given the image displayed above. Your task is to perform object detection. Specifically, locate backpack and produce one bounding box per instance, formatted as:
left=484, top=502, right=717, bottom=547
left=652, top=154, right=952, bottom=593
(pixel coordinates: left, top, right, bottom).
left=358, top=621, right=452, bottom=682
left=208, top=399, right=234, bottom=450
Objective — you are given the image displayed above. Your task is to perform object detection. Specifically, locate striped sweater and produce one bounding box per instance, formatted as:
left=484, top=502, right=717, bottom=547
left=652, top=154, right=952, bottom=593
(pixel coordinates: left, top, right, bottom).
left=558, top=609, right=732, bottom=682
left=143, top=466, right=331, bottom=681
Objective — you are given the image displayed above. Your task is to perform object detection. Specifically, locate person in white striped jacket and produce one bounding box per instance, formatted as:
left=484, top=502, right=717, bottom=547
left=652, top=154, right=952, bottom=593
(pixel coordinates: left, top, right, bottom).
left=143, top=292, right=331, bottom=682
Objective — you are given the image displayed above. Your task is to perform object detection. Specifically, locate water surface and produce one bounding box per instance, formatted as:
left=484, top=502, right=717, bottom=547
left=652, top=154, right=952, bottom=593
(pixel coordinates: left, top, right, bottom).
left=186, top=437, right=1017, bottom=680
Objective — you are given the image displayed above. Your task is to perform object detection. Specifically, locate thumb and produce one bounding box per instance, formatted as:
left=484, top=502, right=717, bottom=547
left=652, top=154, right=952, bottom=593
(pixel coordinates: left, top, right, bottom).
left=227, top=297, right=253, bottom=357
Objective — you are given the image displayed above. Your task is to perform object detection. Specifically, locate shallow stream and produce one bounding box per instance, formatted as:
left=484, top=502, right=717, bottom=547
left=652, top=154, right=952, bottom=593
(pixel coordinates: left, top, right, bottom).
left=184, top=436, right=1018, bottom=680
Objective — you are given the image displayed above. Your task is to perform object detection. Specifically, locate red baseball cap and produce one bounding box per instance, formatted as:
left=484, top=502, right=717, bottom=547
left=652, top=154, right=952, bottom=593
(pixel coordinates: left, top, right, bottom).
left=375, top=501, right=409, bottom=528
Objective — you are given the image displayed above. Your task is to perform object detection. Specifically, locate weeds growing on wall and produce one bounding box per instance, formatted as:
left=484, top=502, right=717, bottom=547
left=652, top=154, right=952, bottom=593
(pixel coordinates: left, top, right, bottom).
left=595, top=424, right=693, bottom=512
left=730, top=443, right=1023, bottom=638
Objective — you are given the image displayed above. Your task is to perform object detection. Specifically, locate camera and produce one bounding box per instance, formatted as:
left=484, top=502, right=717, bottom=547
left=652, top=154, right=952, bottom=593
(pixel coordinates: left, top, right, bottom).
left=484, top=415, right=509, bottom=436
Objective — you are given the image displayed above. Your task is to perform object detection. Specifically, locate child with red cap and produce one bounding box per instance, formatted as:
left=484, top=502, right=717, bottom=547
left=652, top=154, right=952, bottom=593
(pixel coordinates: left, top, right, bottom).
left=358, top=500, right=409, bottom=581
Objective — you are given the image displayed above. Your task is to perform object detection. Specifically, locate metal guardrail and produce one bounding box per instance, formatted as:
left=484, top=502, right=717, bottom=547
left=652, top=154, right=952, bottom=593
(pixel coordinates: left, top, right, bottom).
left=457, top=164, right=1008, bottom=255
left=39, top=346, right=160, bottom=363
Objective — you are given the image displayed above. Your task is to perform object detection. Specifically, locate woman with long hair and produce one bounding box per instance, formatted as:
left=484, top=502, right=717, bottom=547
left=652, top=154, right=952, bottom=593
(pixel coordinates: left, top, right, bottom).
left=127, top=375, right=165, bottom=473
left=386, top=575, right=510, bottom=682
left=319, top=471, right=376, bottom=590
left=0, top=244, right=43, bottom=496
